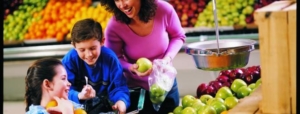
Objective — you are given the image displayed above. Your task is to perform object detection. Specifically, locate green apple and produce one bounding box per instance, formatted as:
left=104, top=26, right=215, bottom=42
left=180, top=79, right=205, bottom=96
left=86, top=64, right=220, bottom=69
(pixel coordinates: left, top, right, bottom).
left=248, top=83, right=256, bottom=90
left=173, top=106, right=183, bottom=114
left=207, top=97, right=224, bottom=106
left=231, top=79, right=247, bottom=93
left=236, top=86, right=252, bottom=98
left=191, top=99, right=206, bottom=112
left=150, top=83, right=166, bottom=97
left=197, top=105, right=217, bottom=114
left=150, top=94, right=165, bottom=104
left=210, top=101, right=227, bottom=114
left=256, top=78, right=262, bottom=85
left=136, top=57, right=152, bottom=73
left=224, top=96, right=239, bottom=109
left=182, top=95, right=196, bottom=108
left=215, top=87, right=233, bottom=100
left=199, top=94, right=213, bottom=104
left=181, top=107, right=196, bottom=114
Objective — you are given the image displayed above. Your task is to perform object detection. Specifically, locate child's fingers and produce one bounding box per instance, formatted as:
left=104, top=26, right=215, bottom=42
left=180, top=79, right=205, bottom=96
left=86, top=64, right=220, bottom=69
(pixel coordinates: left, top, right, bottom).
left=47, top=107, right=61, bottom=113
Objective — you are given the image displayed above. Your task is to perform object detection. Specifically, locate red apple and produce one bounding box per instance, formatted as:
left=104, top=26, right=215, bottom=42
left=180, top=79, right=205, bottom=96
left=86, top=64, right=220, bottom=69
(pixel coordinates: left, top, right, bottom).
left=176, top=4, right=183, bottom=10
left=217, top=75, right=230, bottom=83
left=206, top=86, right=216, bottom=97
left=191, top=3, right=197, bottom=10
left=211, top=81, right=223, bottom=91
left=183, top=4, right=189, bottom=9
left=181, top=13, right=188, bottom=21
left=221, top=81, right=231, bottom=88
left=197, top=83, right=208, bottom=97
left=229, top=69, right=244, bottom=79
left=252, top=70, right=260, bottom=82
left=219, top=70, right=231, bottom=77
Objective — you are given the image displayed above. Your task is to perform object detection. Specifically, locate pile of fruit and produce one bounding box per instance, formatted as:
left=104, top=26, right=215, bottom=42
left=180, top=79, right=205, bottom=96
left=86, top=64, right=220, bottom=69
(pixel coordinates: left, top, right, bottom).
left=169, top=65, right=262, bottom=114
left=169, top=0, right=209, bottom=27
left=65, top=3, right=113, bottom=40
left=3, top=0, right=48, bottom=41
left=3, top=0, right=113, bottom=44
left=24, top=0, right=92, bottom=42
left=197, top=65, right=261, bottom=97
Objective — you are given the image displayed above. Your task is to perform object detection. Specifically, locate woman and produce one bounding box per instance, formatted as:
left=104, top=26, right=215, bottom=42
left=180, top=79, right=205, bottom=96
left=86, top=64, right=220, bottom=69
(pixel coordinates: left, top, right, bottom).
left=100, top=0, right=186, bottom=113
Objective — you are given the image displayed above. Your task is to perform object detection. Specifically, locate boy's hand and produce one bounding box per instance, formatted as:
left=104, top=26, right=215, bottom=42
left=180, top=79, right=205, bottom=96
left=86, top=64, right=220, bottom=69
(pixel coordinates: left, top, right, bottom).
left=129, top=64, right=152, bottom=77
left=112, top=100, right=126, bottom=114
left=78, top=85, right=96, bottom=100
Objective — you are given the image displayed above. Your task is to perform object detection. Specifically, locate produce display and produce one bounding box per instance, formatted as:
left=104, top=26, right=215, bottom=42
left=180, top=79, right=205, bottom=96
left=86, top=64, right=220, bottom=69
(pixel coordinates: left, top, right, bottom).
left=3, top=0, right=112, bottom=44
left=169, top=0, right=279, bottom=28
left=169, top=65, right=261, bottom=114
left=65, top=3, right=113, bottom=40
left=169, top=0, right=210, bottom=27
left=24, top=0, right=92, bottom=42
left=3, top=0, right=47, bottom=41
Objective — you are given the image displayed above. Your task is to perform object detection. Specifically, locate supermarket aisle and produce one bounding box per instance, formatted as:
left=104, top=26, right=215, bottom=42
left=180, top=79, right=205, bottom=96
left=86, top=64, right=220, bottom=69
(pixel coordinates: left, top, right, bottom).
left=3, top=50, right=260, bottom=101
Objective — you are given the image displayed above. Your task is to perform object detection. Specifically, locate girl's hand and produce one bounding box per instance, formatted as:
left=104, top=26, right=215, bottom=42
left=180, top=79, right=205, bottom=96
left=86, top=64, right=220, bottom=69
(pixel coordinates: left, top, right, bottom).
left=47, top=97, right=74, bottom=114
left=129, top=64, right=152, bottom=77
left=112, top=100, right=126, bottom=114
left=78, top=85, right=96, bottom=100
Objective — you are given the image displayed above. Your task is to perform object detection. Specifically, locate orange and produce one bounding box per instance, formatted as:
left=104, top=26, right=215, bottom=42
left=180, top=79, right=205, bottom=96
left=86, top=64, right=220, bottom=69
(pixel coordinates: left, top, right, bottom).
left=221, top=110, right=228, bottom=114
left=45, top=100, right=57, bottom=110
left=74, top=109, right=87, bottom=114
left=56, top=32, right=65, bottom=42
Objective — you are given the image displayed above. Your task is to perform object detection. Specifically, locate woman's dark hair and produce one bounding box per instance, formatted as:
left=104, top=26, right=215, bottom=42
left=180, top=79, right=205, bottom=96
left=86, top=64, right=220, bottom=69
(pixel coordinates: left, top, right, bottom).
left=71, top=18, right=103, bottom=44
left=25, top=58, right=63, bottom=111
left=99, top=0, right=157, bottom=24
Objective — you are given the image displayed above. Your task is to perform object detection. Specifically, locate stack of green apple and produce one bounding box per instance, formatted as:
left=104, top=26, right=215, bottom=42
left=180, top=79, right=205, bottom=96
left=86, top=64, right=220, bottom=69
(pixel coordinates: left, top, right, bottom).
left=230, top=78, right=261, bottom=99
left=194, top=0, right=255, bottom=27
left=3, top=0, right=47, bottom=41
left=169, top=78, right=262, bottom=114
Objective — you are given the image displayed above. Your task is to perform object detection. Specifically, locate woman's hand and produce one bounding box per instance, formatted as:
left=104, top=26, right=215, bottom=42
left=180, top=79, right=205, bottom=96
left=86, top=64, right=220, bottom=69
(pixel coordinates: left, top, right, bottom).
left=47, top=97, right=74, bottom=114
left=78, top=85, right=96, bottom=100
left=112, top=100, right=126, bottom=114
left=129, top=64, right=152, bottom=77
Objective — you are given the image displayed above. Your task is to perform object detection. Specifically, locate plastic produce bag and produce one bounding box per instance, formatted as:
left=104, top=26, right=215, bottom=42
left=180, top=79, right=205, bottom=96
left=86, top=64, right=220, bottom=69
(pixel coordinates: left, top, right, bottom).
left=148, top=59, right=177, bottom=111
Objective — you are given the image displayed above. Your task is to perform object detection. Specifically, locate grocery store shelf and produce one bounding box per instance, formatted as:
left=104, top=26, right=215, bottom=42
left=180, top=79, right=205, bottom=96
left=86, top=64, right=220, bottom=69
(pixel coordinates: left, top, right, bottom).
left=4, top=33, right=259, bottom=61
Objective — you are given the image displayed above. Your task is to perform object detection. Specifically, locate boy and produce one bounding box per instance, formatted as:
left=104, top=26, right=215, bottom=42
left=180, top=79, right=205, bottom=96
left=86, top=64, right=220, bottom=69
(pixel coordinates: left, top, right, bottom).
left=61, top=18, right=130, bottom=114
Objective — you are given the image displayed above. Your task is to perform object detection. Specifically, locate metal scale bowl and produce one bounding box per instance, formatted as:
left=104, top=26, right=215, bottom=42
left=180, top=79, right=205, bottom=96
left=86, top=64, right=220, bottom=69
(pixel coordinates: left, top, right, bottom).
left=185, top=0, right=257, bottom=71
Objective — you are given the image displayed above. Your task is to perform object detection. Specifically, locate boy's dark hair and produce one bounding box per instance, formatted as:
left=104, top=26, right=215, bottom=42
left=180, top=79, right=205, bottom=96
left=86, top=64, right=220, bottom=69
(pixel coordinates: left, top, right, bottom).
left=99, top=0, right=157, bottom=24
left=25, top=58, right=62, bottom=111
left=71, top=18, right=104, bottom=44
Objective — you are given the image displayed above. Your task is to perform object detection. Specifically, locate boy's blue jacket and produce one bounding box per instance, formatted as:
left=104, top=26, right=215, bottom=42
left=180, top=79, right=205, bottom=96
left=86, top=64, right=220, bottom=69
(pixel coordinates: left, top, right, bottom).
left=61, top=46, right=130, bottom=108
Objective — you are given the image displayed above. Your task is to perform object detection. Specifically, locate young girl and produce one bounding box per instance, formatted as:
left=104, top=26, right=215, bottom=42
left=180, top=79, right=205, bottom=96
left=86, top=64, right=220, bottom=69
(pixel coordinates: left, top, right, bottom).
left=25, top=58, right=84, bottom=114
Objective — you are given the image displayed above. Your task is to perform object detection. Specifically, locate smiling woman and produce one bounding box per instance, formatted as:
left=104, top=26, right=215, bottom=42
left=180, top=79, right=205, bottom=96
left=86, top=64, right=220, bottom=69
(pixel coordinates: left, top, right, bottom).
left=99, top=0, right=186, bottom=113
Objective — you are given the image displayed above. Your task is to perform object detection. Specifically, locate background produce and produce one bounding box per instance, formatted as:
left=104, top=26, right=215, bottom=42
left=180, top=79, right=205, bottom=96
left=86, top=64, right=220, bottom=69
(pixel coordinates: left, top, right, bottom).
left=3, top=0, right=112, bottom=43
left=169, top=0, right=210, bottom=27
left=65, top=3, right=113, bottom=41
left=3, top=0, right=48, bottom=41
left=24, top=0, right=92, bottom=42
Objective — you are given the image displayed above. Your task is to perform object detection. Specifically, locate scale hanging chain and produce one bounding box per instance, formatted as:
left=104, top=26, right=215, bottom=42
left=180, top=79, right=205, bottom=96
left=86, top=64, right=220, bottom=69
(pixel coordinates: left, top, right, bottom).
left=212, top=0, right=221, bottom=55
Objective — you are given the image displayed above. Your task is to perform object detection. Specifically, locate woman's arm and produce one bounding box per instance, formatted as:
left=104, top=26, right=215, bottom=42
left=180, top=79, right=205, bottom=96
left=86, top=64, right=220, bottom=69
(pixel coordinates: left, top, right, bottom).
left=165, top=5, right=186, bottom=60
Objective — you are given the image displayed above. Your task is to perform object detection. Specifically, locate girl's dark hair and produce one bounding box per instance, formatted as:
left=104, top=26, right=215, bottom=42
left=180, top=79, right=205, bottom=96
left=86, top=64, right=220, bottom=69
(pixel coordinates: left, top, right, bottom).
left=99, top=0, right=157, bottom=24
left=71, top=18, right=103, bottom=44
left=25, top=58, right=62, bottom=111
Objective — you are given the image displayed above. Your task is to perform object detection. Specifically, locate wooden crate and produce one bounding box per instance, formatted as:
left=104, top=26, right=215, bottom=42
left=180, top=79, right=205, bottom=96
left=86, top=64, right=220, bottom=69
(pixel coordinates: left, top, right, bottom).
left=228, top=1, right=296, bottom=114
left=253, top=1, right=296, bottom=114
